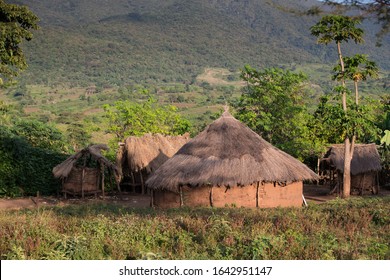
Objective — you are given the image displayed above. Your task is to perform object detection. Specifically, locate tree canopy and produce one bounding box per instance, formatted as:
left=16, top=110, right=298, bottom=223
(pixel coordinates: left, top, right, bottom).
left=103, top=96, right=191, bottom=141
left=306, top=0, right=389, bottom=44
left=0, top=0, right=39, bottom=85
left=310, top=14, right=364, bottom=45
left=233, top=66, right=317, bottom=160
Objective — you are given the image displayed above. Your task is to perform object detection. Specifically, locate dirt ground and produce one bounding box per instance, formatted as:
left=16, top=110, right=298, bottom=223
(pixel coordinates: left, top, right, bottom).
left=0, top=184, right=388, bottom=210
left=0, top=193, right=151, bottom=211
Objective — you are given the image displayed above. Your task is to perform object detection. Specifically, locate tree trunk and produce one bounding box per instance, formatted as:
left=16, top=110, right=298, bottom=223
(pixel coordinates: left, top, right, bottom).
left=337, top=42, right=347, bottom=111
left=342, top=138, right=351, bottom=198
left=342, top=136, right=355, bottom=198
left=337, top=41, right=354, bottom=198
left=354, top=80, right=359, bottom=105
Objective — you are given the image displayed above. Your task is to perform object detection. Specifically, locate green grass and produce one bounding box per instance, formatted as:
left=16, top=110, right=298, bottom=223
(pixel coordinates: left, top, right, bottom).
left=1, top=196, right=389, bottom=260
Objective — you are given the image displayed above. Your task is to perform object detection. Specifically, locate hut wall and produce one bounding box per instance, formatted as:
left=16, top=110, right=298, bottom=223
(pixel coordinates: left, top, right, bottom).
left=63, top=168, right=99, bottom=194
left=153, top=189, right=181, bottom=208
left=153, top=181, right=303, bottom=208
left=258, top=182, right=303, bottom=208
left=212, top=184, right=257, bottom=208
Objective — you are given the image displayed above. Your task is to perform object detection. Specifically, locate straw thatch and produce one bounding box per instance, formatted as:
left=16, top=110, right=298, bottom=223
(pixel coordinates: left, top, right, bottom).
left=117, top=133, right=190, bottom=176
left=53, top=144, right=119, bottom=180
left=146, top=111, right=318, bottom=192
left=322, top=144, right=381, bottom=176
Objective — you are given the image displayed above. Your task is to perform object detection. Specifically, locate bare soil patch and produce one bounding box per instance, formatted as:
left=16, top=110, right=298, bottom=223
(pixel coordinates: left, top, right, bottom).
left=1, top=185, right=388, bottom=210
left=197, top=68, right=244, bottom=86
left=0, top=193, right=150, bottom=211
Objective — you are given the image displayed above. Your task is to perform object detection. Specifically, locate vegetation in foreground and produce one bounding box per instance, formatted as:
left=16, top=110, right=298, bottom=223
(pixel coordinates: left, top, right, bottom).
left=0, top=196, right=389, bottom=260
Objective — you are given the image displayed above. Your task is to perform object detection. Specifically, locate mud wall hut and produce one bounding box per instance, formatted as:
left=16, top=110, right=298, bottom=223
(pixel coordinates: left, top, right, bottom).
left=116, top=133, right=190, bottom=193
left=53, top=144, right=120, bottom=198
left=146, top=111, right=319, bottom=208
left=320, top=144, right=381, bottom=195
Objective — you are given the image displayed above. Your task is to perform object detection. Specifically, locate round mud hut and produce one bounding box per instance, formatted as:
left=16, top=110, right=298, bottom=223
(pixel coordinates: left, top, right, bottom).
left=146, top=111, right=319, bottom=208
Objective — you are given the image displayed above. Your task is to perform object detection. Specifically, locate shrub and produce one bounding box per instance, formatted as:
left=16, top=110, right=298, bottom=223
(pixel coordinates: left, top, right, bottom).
left=0, top=125, right=67, bottom=196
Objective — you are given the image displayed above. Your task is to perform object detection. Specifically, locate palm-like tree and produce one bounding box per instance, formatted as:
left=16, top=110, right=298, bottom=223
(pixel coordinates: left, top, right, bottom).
left=311, top=15, right=364, bottom=198
left=333, top=54, right=379, bottom=105
left=311, top=15, right=364, bottom=110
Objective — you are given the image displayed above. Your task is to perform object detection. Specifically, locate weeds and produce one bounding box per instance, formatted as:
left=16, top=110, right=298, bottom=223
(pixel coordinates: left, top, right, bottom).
left=0, top=196, right=389, bottom=260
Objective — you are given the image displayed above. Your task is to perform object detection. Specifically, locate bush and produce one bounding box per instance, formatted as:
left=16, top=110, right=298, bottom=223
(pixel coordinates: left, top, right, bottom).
left=0, top=125, right=67, bottom=197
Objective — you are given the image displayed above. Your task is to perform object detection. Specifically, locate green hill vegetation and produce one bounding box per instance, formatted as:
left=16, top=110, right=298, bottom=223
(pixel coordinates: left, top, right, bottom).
left=10, top=0, right=389, bottom=87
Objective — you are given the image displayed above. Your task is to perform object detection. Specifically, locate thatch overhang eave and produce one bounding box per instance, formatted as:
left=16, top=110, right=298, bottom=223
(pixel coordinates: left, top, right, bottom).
left=120, top=133, right=190, bottom=174
left=52, top=144, right=120, bottom=182
left=146, top=153, right=319, bottom=192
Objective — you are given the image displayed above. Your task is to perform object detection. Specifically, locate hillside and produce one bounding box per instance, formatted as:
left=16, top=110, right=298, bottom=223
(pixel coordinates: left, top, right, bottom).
left=11, top=0, right=390, bottom=87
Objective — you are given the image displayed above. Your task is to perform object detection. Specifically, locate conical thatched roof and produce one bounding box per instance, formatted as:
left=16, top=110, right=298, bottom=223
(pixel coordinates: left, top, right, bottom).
left=117, top=133, right=190, bottom=175
left=322, top=143, right=381, bottom=175
left=53, top=144, right=119, bottom=180
left=146, top=112, right=319, bottom=192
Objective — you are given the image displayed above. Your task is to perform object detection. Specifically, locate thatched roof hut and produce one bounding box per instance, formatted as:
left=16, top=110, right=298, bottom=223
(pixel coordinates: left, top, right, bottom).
left=322, top=144, right=381, bottom=175
left=146, top=111, right=318, bottom=208
left=321, top=144, right=381, bottom=194
left=117, top=133, right=190, bottom=193
left=53, top=144, right=119, bottom=198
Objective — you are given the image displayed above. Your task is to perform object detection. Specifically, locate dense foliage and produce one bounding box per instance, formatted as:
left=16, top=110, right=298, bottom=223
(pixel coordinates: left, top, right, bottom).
left=0, top=125, right=66, bottom=197
left=0, top=0, right=39, bottom=85
left=311, top=92, right=383, bottom=145
left=103, top=96, right=191, bottom=141
left=0, top=197, right=388, bottom=260
left=233, top=66, right=320, bottom=160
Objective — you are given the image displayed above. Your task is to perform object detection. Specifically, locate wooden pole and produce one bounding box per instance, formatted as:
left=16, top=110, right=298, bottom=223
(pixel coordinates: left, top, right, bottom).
left=317, top=157, right=321, bottom=185
left=81, top=168, right=85, bottom=199
left=338, top=171, right=342, bottom=196
left=179, top=186, right=184, bottom=207
left=209, top=186, right=213, bottom=207
left=61, top=178, right=65, bottom=199
left=131, top=172, right=135, bottom=193
left=256, top=182, right=259, bottom=208
left=140, top=172, right=145, bottom=195
left=374, top=172, right=380, bottom=195
left=331, top=169, right=334, bottom=190
left=150, top=189, right=154, bottom=208
left=101, top=164, right=105, bottom=199
left=360, top=173, right=365, bottom=195
left=81, top=156, right=87, bottom=199
left=96, top=168, right=101, bottom=199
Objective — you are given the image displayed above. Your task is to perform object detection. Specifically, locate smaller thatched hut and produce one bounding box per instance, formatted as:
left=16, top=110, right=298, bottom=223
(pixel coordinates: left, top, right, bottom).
left=116, top=133, right=190, bottom=193
left=146, top=111, right=319, bottom=208
left=53, top=144, right=120, bottom=198
left=320, top=144, right=381, bottom=195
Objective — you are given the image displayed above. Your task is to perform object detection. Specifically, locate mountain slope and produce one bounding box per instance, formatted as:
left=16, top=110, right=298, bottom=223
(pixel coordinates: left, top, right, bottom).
left=11, top=0, right=390, bottom=86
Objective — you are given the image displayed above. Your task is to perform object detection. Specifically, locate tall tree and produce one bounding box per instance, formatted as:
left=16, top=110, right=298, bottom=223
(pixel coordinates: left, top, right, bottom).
left=311, top=15, right=364, bottom=198
left=0, top=0, right=39, bottom=86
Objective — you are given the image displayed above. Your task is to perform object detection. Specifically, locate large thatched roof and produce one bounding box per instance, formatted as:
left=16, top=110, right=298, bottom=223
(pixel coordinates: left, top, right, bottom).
left=322, top=144, right=381, bottom=175
left=117, top=133, right=190, bottom=174
left=53, top=144, right=119, bottom=180
left=146, top=111, right=319, bottom=192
